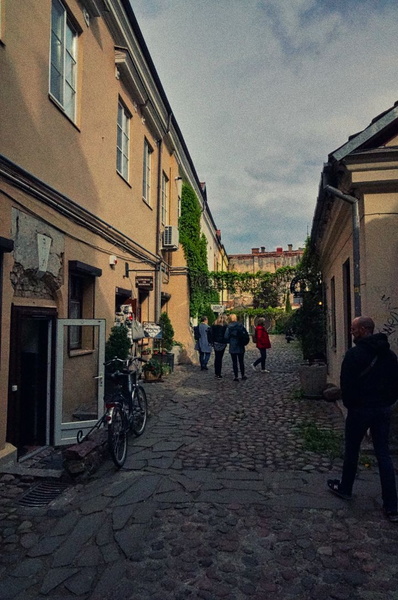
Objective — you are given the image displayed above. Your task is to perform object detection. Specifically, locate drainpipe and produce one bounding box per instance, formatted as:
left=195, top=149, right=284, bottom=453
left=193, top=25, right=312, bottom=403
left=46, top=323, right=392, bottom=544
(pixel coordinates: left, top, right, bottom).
left=324, top=185, right=362, bottom=317
left=155, top=138, right=163, bottom=323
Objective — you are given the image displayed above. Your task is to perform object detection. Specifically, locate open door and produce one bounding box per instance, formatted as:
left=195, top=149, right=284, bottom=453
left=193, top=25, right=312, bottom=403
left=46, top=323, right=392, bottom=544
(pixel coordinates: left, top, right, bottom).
left=54, top=319, right=105, bottom=445
left=7, top=307, right=56, bottom=457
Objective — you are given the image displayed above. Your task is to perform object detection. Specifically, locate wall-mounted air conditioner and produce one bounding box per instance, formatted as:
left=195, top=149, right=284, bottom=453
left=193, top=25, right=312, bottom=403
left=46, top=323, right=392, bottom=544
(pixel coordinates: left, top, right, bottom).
left=162, top=226, right=179, bottom=250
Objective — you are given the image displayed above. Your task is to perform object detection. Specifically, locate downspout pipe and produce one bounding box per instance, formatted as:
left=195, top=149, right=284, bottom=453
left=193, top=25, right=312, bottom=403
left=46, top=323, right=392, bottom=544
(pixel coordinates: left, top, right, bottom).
left=324, top=185, right=362, bottom=317
left=155, top=138, right=163, bottom=323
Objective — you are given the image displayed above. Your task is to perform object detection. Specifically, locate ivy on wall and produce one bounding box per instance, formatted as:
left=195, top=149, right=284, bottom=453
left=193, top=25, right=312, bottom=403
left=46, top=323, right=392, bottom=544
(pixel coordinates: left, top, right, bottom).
left=210, top=266, right=296, bottom=307
left=179, top=183, right=218, bottom=317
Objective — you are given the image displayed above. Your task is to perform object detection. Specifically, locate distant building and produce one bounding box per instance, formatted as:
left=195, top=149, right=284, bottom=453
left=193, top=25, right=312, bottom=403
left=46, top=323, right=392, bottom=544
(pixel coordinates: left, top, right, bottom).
left=227, top=245, right=304, bottom=308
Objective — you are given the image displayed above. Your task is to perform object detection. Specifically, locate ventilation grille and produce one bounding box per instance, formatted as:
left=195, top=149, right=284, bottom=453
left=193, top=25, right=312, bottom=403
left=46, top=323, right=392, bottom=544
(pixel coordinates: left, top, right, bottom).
left=18, top=481, right=70, bottom=507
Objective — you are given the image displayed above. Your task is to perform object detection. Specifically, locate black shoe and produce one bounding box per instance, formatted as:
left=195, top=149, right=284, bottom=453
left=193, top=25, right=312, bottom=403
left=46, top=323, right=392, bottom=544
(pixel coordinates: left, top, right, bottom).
left=233, top=377, right=239, bottom=382
left=384, top=509, right=398, bottom=523
left=241, top=375, right=247, bottom=380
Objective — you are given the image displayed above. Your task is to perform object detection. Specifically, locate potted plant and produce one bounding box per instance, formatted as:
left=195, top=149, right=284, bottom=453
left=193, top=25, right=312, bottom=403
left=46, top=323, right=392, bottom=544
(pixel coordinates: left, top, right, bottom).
left=142, top=358, right=163, bottom=381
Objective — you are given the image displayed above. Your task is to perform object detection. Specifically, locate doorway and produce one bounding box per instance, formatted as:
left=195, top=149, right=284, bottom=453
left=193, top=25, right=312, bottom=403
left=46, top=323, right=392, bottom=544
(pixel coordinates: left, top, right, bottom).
left=7, top=306, right=56, bottom=457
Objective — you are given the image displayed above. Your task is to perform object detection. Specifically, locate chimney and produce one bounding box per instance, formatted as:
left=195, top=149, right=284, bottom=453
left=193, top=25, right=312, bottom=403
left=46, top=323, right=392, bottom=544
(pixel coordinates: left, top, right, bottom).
left=252, top=248, right=259, bottom=254
left=260, top=246, right=265, bottom=253
left=276, top=247, right=283, bottom=253
left=288, top=244, right=293, bottom=252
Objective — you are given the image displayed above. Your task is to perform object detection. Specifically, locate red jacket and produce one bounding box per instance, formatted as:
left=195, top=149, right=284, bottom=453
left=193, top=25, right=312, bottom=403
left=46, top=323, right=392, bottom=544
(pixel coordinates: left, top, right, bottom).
left=255, top=325, right=271, bottom=349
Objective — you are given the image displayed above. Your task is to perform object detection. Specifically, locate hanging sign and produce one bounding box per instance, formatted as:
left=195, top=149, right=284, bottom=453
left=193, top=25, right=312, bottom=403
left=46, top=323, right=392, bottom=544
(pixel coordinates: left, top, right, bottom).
left=142, top=322, right=162, bottom=338
left=136, top=277, right=153, bottom=290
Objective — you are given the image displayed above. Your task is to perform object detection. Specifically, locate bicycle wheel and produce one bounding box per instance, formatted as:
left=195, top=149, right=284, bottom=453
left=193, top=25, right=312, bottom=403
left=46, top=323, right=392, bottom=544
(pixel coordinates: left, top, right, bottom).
left=108, top=404, right=128, bottom=468
left=131, top=385, right=148, bottom=436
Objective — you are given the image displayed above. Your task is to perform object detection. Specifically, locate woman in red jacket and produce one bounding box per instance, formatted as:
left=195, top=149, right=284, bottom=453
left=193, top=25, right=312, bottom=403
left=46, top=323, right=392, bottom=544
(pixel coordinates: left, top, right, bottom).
left=251, top=318, right=271, bottom=372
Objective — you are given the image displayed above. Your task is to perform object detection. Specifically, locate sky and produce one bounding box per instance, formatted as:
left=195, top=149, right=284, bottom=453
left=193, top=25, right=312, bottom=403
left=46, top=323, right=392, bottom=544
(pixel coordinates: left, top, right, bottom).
left=131, top=0, right=398, bottom=255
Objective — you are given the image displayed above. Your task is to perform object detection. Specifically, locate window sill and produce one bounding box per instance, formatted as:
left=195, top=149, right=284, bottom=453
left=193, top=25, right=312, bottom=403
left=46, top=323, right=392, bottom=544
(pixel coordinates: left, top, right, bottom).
left=48, top=94, right=80, bottom=131
left=142, top=198, right=153, bottom=209
left=116, top=171, right=132, bottom=188
left=68, top=348, right=94, bottom=358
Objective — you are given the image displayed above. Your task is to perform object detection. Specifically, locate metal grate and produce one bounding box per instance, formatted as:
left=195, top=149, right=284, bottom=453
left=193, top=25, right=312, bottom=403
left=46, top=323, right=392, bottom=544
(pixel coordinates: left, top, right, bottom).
left=18, top=481, right=70, bottom=507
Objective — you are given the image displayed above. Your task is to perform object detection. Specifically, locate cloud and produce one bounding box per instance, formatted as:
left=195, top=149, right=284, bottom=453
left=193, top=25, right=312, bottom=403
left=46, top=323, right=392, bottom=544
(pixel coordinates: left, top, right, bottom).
left=131, top=0, right=398, bottom=254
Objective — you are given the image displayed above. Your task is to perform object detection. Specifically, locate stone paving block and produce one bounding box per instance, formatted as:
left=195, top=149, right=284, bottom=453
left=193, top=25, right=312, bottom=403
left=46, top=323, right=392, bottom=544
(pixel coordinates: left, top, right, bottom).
left=40, top=567, right=79, bottom=595
left=64, top=567, right=96, bottom=595
left=114, top=525, right=146, bottom=558
left=27, top=535, right=64, bottom=557
left=113, top=474, right=160, bottom=506
left=51, top=512, right=104, bottom=567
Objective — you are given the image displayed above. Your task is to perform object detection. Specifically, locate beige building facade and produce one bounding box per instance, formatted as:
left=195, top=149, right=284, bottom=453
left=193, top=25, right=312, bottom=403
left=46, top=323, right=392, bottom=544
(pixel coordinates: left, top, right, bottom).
left=228, top=246, right=304, bottom=308
left=311, top=102, right=398, bottom=386
left=0, top=0, right=221, bottom=461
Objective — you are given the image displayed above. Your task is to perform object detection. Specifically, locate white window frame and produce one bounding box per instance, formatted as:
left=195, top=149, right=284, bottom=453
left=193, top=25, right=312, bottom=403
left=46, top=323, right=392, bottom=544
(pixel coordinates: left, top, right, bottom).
left=142, top=139, right=153, bottom=205
left=161, top=171, right=169, bottom=225
left=50, top=0, right=77, bottom=121
left=117, top=101, right=130, bottom=181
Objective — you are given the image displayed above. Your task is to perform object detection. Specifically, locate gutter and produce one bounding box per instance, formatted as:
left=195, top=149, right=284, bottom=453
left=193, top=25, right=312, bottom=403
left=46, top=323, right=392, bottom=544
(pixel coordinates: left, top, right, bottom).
left=323, top=185, right=362, bottom=317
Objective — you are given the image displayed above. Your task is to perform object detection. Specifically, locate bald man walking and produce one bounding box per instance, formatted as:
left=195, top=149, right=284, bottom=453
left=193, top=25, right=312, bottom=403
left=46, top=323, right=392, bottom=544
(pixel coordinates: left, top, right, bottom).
left=327, top=316, right=398, bottom=522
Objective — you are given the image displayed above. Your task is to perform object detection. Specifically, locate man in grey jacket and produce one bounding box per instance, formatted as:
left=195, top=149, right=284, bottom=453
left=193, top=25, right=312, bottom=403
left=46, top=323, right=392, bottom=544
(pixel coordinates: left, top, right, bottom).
left=327, top=316, right=398, bottom=522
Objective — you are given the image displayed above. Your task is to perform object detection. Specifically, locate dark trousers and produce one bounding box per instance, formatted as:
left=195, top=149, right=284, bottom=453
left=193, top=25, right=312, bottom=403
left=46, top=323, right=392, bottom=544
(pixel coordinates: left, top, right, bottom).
left=253, top=348, right=267, bottom=370
left=341, top=406, right=397, bottom=512
left=214, top=348, right=225, bottom=376
left=231, top=353, right=245, bottom=378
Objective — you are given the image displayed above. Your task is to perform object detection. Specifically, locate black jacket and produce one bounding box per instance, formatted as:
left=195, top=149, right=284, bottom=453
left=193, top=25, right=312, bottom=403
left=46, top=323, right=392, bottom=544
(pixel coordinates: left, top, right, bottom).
left=340, top=333, right=398, bottom=409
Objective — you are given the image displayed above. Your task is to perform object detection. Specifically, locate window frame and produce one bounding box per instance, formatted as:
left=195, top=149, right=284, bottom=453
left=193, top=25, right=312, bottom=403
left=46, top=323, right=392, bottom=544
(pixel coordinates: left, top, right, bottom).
left=161, top=171, right=169, bottom=225
left=116, top=100, right=131, bottom=181
left=50, top=0, right=78, bottom=121
left=142, top=138, right=153, bottom=205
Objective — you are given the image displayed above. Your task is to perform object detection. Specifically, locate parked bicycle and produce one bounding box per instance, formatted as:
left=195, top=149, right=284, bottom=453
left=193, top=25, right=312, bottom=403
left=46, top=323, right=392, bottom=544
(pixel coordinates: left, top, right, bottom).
left=77, top=356, right=148, bottom=469
left=104, top=356, right=148, bottom=468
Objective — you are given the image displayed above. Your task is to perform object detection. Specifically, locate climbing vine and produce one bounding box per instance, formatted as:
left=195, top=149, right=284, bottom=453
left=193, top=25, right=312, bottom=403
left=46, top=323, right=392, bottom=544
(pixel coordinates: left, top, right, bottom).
left=179, top=182, right=219, bottom=317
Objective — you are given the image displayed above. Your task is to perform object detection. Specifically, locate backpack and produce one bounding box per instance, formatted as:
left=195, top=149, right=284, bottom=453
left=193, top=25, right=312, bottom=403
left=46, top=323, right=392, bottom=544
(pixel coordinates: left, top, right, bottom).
left=193, top=325, right=200, bottom=341
left=238, top=327, right=250, bottom=346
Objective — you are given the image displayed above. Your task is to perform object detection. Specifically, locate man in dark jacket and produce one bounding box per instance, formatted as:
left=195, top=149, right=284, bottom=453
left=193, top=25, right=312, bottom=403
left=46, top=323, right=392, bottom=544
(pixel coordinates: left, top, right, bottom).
left=327, top=316, right=398, bottom=522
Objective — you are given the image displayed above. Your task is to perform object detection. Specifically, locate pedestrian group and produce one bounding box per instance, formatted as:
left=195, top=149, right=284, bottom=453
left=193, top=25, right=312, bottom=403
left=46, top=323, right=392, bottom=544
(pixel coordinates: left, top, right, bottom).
left=195, top=314, right=271, bottom=381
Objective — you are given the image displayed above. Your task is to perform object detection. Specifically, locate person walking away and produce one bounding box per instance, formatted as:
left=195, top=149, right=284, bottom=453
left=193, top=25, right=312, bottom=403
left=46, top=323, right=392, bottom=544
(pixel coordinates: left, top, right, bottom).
left=197, top=316, right=212, bottom=371
left=211, top=315, right=228, bottom=379
left=225, top=314, right=249, bottom=381
left=327, top=316, right=398, bottom=522
left=251, top=317, right=271, bottom=372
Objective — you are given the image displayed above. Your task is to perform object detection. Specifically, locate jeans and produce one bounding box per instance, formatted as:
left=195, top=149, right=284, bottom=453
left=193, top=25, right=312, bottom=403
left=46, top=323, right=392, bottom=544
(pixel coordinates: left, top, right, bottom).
left=199, top=352, right=211, bottom=369
left=214, top=348, right=225, bottom=376
left=231, top=353, right=245, bottom=378
left=341, top=406, right=397, bottom=512
left=253, top=348, right=267, bottom=370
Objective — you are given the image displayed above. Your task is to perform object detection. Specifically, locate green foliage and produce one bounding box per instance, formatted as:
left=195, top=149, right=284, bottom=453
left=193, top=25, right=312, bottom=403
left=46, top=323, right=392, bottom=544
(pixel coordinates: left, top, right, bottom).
left=179, top=183, right=219, bottom=317
left=159, top=312, right=174, bottom=352
left=142, top=358, right=163, bottom=377
left=105, top=325, right=131, bottom=362
left=286, top=238, right=326, bottom=361
left=297, top=421, right=343, bottom=460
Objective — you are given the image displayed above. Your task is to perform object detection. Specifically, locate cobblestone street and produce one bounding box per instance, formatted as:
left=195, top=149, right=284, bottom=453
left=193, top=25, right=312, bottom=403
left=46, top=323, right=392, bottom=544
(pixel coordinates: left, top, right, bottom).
left=1, top=336, right=398, bottom=599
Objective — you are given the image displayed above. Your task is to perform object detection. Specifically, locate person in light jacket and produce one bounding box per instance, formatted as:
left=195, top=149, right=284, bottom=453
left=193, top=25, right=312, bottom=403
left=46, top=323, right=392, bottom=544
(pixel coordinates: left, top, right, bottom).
left=197, top=316, right=212, bottom=371
left=224, top=314, right=248, bottom=381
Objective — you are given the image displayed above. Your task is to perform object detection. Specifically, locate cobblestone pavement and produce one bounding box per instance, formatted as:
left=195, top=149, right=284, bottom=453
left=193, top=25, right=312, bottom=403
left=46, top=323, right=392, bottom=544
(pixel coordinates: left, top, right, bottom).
left=1, top=336, right=398, bottom=599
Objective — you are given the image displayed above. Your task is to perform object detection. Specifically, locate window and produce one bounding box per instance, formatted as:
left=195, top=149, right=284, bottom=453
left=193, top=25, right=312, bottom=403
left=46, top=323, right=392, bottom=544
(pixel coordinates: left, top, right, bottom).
left=116, top=101, right=130, bottom=180
left=342, top=259, right=352, bottom=350
left=142, top=139, right=153, bottom=205
left=330, top=276, right=337, bottom=349
left=68, top=261, right=101, bottom=352
left=161, top=171, right=169, bottom=225
left=50, top=0, right=77, bottom=121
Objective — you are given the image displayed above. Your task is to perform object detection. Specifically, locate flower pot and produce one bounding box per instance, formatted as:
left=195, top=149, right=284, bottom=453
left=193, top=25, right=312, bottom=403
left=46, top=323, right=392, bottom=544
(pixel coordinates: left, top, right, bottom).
left=299, top=362, right=327, bottom=399
left=144, top=371, right=162, bottom=382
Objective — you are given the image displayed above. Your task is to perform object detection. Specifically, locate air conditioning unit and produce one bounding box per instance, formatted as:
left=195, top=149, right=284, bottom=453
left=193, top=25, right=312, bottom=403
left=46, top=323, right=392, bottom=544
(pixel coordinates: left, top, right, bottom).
left=163, top=226, right=179, bottom=250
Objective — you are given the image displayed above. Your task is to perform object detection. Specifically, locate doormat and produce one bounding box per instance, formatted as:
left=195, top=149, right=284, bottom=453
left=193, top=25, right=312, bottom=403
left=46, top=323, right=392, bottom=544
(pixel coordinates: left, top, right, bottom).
left=18, top=481, right=70, bottom=507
